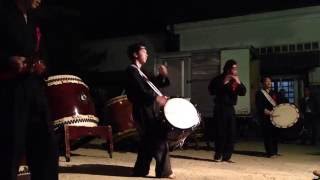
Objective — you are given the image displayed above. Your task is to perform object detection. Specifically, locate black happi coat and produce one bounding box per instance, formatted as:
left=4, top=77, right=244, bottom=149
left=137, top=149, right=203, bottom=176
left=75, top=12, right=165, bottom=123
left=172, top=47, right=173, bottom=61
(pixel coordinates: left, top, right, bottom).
left=125, top=64, right=172, bottom=177
left=0, top=7, right=42, bottom=67
left=255, top=89, right=278, bottom=124
left=125, top=65, right=169, bottom=133
left=0, top=5, right=58, bottom=180
left=255, top=89, right=279, bottom=156
left=208, top=74, right=246, bottom=106
left=208, top=74, right=246, bottom=160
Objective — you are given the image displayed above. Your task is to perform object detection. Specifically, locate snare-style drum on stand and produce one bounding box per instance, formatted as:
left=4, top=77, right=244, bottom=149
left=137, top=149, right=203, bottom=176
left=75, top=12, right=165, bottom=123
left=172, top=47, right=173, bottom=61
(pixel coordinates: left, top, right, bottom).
left=163, top=98, right=201, bottom=149
left=46, top=75, right=99, bottom=130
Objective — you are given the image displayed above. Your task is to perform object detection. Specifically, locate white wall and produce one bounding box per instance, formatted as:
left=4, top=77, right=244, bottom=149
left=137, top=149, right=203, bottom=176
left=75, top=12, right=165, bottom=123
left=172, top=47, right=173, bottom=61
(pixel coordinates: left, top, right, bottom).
left=174, top=6, right=320, bottom=50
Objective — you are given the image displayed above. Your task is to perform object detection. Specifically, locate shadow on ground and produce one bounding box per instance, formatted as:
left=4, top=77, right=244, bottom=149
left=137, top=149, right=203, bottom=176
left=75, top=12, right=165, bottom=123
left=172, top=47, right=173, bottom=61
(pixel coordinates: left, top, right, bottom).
left=170, top=154, right=215, bottom=162
left=233, top=150, right=266, bottom=157
left=59, top=164, right=133, bottom=177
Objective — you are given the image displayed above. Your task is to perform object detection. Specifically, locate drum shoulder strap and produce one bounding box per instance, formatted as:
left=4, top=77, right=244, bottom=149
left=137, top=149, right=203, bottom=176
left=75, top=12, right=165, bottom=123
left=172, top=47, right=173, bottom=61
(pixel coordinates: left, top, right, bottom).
left=261, top=89, right=277, bottom=107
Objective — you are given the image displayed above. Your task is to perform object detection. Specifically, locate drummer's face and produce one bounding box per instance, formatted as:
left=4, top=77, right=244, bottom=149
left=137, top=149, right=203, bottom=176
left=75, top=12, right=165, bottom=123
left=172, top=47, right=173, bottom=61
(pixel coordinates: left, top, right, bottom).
left=263, top=77, right=272, bottom=89
left=136, top=47, right=148, bottom=65
left=229, top=64, right=238, bottom=76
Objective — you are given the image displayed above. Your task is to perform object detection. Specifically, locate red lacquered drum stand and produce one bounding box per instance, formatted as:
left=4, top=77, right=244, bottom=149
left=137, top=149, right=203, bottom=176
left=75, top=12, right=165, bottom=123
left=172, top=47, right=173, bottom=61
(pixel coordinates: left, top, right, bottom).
left=64, top=125, right=113, bottom=162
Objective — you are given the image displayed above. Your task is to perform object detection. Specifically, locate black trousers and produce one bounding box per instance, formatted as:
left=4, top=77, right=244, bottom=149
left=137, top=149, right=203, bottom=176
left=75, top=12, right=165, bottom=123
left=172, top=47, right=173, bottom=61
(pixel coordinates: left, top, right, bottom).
left=0, top=75, right=58, bottom=180
left=213, top=105, right=236, bottom=160
left=132, top=108, right=172, bottom=178
left=301, top=113, right=318, bottom=144
left=262, top=120, right=278, bottom=156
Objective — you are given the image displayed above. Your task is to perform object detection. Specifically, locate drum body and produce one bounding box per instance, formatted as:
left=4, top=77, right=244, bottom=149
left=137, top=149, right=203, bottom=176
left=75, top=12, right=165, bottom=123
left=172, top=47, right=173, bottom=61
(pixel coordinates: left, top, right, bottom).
left=271, top=103, right=302, bottom=140
left=46, top=75, right=99, bottom=130
left=278, top=118, right=304, bottom=140
left=106, top=95, right=136, bottom=139
left=163, top=98, right=201, bottom=148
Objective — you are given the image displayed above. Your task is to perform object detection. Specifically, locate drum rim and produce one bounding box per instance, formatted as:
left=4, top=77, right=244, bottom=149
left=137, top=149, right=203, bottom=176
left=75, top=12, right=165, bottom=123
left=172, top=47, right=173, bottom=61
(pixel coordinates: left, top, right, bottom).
left=271, top=103, right=300, bottom=128
left=46, top=74, right=88, bottom=88
left=106, top=95, right=128, bottom=106
left=53, top=114, right=99, bottom=128
left=46, top=74, right=82, bottom=81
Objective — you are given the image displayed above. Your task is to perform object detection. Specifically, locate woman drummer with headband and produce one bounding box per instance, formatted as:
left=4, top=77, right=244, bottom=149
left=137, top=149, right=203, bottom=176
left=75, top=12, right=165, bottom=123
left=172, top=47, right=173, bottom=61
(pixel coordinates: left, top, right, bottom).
left=255, top=76, right=280, bottom=158
left=125, top=42, right=175, bottom=179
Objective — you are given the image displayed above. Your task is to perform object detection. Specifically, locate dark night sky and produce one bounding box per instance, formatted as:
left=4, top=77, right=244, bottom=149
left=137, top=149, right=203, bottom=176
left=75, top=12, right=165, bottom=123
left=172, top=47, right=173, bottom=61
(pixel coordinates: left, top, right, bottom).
left=1, top=0, right=318, bottom=74
left=78, top=0, right=320, bottom=40
left=39, top=0, right=320, bottom=40
left=1, top=0, right=320, bottom=41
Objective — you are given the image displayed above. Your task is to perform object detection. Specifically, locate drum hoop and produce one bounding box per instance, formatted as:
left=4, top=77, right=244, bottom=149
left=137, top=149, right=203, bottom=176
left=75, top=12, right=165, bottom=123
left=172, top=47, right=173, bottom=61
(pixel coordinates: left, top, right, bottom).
left=46, top=79, right=89, bottom=88
left=106, top=95, right=128, bottom=106
left=53, top=114, right=99, bottom=128
left=271, top=103, right=300, bottom=128
left=46, top=75, right=88, bottom=88
left=47, top=74, right=82, bottom=81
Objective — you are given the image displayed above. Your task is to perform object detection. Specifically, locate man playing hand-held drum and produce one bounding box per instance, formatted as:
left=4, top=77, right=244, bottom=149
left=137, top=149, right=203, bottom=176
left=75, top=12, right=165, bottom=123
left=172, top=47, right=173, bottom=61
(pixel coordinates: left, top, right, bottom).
left=125, top=42, right=175, bottom=179
left=255, top=76, right=280, bottom=158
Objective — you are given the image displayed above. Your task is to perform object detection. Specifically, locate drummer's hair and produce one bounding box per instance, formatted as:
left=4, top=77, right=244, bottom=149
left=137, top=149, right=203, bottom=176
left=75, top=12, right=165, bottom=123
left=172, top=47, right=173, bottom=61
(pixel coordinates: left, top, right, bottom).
left=260, top=76, right=272, bottom=83
left=127, top=42, right=147, bottom=60
left=223, top=59, right=237, bottom=74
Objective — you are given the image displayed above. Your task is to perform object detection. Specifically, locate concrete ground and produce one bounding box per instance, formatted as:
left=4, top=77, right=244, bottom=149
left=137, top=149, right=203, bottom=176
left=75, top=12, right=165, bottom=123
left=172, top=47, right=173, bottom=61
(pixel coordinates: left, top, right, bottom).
left=58, top=139, right=320, bottom=180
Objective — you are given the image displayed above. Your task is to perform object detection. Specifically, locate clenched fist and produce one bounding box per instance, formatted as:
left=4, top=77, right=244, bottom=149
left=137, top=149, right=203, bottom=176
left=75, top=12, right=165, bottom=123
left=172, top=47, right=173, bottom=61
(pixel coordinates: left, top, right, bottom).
left=32, top=60, right=46, bottom=75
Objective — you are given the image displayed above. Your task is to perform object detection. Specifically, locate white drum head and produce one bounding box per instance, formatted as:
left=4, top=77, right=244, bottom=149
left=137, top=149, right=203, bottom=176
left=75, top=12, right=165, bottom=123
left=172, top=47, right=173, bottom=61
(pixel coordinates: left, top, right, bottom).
left=271, top=103, right=300, bottom=128
left=164, top=98, right=200, bottom=129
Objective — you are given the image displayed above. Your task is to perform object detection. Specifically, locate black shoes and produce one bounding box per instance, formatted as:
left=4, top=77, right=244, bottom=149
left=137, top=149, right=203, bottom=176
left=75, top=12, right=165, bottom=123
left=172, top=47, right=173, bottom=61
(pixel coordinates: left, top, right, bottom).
left=313, top=170, right=320, bottom=177
left=214, top=154, right=222, bottom=161
left=266, top=153, right=280, bottom=158
left=214, top=154, right=234, bottom=163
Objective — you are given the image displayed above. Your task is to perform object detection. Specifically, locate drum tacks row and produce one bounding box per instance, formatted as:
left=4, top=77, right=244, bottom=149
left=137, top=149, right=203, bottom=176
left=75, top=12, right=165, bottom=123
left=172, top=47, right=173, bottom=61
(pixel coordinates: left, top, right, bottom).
left=46, top=75, right=99, bottom=129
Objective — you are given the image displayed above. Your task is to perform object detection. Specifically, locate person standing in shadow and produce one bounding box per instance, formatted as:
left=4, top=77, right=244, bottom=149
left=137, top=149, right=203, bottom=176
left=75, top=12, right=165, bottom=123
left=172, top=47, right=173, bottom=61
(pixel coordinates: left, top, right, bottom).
left=0, top=0, right=59, bottom=179
left=299, top=86, right=319, bottom=145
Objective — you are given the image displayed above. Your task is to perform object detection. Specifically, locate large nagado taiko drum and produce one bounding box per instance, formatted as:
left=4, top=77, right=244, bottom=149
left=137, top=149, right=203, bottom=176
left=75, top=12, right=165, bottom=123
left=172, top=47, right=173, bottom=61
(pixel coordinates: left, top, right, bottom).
left=105, top=95, right=136, bottom=140
left=46, top=75, right=99, bottom=130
